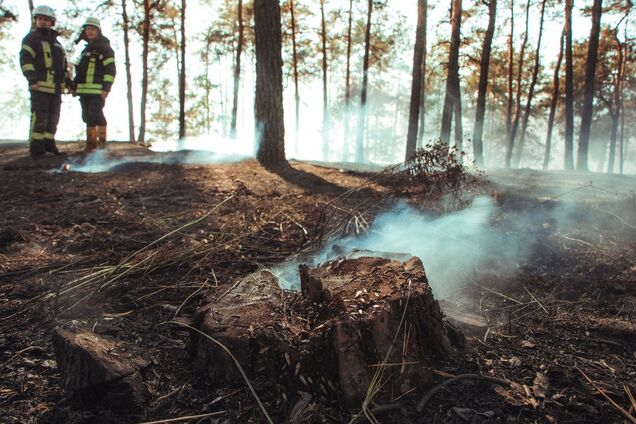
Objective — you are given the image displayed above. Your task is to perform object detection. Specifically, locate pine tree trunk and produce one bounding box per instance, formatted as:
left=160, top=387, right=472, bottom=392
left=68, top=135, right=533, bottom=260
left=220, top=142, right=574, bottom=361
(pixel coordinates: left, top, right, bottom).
left=514, top=0, right=545, bottom=168
left=121, top=0, right=136, bottom=143
left=320, top=0, right=329, bottom=161
left=472, top=0, right=496, bottom=167
left=343, top=0, right=353, bottom=161
left=289, top=0, right=300, bottom=154
left=139, top=0, right=150, bottom=144
left=440, top=0, right=462, bottom=145
left=564, top=0, right=575, bottom=170
left=178, top=0, right=186, bottom=139
left=416, top=0, right=428, bottom=149
left=231, top=0, right=244, bottom=139
left=505, top=0, right=514, bottom=146
left=607, top=29, right=623, bottom=174
left=355, top=0, right=373, bottom=163
left=254, top=0, right=286, bottom=166
left=543, top=28, right=564, bottom=170
left=576, top=0, right=602, bottom=171
left=506, top=0, right=529, bottom=168
left=405, top=0, right=428, bottom=161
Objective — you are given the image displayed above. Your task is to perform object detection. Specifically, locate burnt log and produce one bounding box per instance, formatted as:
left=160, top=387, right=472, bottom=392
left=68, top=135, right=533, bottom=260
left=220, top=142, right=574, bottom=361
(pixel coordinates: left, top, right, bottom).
left=191, top=255, right=461, bottom=405
left=52, top=327, right=150, bottom=409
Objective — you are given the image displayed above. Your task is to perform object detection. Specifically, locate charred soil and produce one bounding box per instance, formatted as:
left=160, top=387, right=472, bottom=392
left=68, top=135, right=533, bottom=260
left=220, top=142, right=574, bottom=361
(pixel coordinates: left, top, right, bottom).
left=1, top=142, right=635, bottom=423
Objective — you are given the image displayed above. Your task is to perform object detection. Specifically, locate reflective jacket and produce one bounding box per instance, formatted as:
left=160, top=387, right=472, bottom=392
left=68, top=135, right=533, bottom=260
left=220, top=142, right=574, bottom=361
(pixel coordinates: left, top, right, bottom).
left=74, top=36, right=116, bottom=95
left=20, top=28, right=69, bottom=95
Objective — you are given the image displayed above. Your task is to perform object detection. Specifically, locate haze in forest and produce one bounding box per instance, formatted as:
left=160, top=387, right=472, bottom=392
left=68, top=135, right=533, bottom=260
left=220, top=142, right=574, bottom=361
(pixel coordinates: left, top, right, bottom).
left=0, top=0, right=634, bottom=173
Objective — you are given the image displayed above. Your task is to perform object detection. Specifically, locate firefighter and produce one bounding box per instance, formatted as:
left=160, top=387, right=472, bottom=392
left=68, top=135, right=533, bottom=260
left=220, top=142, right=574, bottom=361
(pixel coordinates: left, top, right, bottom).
left=19, top=5, right=70, bottom=157
left=73, top=17, right=116, bottom=151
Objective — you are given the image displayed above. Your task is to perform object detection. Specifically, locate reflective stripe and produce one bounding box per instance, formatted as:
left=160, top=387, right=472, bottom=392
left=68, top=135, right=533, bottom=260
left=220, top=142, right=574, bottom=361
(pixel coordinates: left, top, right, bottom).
left=86, top=57, right=96, bottom=84
left=38, top=80, right=56, bottom=88
left=103, top=74, right=114, bottom=83
left=37, top=86, right=56, bottom=94
left=42, top=42, right=52, bottom=68
left=76, top=87, right=102, bottom=95
left=43, top=132, right=54, bottom=139
left=77, top=82, right=102, bottom=90
left=22, top=44, right=36, bottom=57
left=22, top=64, right=35, bottom=72
left=102, top=57, right=115, bottom=66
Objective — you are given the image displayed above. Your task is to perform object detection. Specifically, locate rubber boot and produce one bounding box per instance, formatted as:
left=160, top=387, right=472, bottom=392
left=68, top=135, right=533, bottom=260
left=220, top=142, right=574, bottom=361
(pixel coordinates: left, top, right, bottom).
left=97, top=126, right=107, bottom=148
left=46, top=139, right=66, bottom=156
left=85, top=127, right=99, bottom=152
left=29, top=140, right=46, bottom=158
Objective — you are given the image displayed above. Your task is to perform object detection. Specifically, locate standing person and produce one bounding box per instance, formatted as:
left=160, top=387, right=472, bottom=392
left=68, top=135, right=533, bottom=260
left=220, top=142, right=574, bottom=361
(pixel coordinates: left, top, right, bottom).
left=73, top=17, right=116, bottom=151
left=19, top=5, right=70, bottom=157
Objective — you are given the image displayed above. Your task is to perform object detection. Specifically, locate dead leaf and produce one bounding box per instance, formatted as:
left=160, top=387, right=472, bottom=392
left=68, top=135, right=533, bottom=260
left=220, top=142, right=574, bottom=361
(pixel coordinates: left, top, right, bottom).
left=532, top=371, right=549, bottom=398
left=521, top=340, right=536, bottom=348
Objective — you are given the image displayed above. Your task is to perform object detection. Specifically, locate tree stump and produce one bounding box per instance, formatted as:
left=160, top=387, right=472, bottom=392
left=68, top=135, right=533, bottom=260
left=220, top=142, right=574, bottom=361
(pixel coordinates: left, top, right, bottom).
left=52, top=327, right=150, bottom=409
left=191, top=255, right=461, bottom=405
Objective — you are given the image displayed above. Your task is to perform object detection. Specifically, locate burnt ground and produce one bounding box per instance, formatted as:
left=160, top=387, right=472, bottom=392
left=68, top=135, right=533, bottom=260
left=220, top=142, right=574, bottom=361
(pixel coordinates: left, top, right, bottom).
left=1, top=141, right=635, bottom=424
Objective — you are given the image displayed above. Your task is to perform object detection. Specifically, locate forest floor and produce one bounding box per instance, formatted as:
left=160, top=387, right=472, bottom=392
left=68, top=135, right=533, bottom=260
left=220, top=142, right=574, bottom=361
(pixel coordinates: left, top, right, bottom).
left=1, top=141, right=635, bottom=424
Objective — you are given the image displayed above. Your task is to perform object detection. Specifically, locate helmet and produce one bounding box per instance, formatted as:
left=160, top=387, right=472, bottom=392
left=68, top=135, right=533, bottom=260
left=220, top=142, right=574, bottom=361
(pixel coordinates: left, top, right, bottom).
left=32, top=5, right=56, bottom=21
left=82, top=16, right=101, bottom=30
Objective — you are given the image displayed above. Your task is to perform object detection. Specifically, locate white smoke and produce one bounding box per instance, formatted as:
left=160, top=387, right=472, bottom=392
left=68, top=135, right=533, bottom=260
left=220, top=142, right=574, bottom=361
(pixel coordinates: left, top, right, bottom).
left=274, top=196, right=530, bottom=297
left=56, top=135, right=253, bottom=173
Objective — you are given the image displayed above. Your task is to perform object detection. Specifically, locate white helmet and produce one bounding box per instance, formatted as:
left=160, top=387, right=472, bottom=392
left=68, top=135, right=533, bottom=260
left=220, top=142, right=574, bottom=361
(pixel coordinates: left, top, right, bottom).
left=82, top=16, right=101, bottom=30
left=32, top=5, right=56, bottom=22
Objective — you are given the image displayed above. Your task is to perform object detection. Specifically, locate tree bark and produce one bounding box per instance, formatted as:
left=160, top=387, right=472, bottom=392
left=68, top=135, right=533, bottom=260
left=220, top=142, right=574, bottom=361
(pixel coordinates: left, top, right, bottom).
left=343, top=0, right=353, bottom=161
left=289, top=0, right=300, bottom=154
left=416, top=0, right=428, bottom=149
left=564, top=0, right=575, bottom=170
left=355, top=0, right=373, bottom=163
left=607, top=28, right=624, bottom=173
left=472, top=0, right=496, bottom=167
left=505, top=0, right=529, bottom=168
left=405, top=0, right=428, bottom=160
left=121, top=0, right=136, bottom=143
left=139, top=0, right=150, bottom=144
left=231, top=0, right=244, bottom=139
left=440, top=0, right=462, bottom=146
left=543, top=28, right=564, bottom=170
left=254, top=0, right=286, bottom=166
left=320, top=0, right=329, bottom=161
left=576, top=0, right=603, bottom=171
left=513, top=0, right=546, bottom=168
left=178, top=0, right=186, bottom=139
left=505, top=0, right=514, bottom=145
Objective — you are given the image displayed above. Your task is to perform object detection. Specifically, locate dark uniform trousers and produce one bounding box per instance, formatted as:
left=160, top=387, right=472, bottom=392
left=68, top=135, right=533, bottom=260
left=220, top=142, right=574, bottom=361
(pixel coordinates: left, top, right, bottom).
left=30, top=91, right=62, bottom=156
left=80, top=95, right=106, bottom=126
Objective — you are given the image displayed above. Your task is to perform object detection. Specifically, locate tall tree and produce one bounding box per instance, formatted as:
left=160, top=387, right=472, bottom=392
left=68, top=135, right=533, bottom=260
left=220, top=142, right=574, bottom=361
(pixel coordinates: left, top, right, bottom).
left=577, top=0, right=603, bottom=171
left=320, top=0, right=329, bottom=161
left=564, top=0, right=575, bottom=169
left=472, top=0, right=497, bottom=167
left=121, top=0, right=135, bottom=143
left=416, top=0, right=428, bottom=148
left=514, top=0, right=546, bottom=167
left=440, top=0, right=462, bottom=146
left=607, top=27, right=625, bottom=173
left=355, top=0, right=373, bottom=162
left=543, top=28, right=565, bottom=170
left=231, top=0, right=244, bottom=139
left=505, top=0, right=515, bottom=144
left=342, top=0, right=353, bottom=161
left=505, top=0, right=529, bottom=168
left=405, top=0, right=428, bottom=160
left=138, top=0, right=151, bottom=144
left=178, top=0, right=186, bottom=139
left=254, top=0, right=286, bottom=166
left=288, top=0, right=300, bottom=151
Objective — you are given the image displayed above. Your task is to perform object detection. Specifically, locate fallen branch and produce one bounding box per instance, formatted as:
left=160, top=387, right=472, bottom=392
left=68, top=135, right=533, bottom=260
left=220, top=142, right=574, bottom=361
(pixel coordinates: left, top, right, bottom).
left=576, top=367, right=636, bottom=424
left=134, top=411, right=225, bottom=424
left=416, top=373, right=510, bottom=411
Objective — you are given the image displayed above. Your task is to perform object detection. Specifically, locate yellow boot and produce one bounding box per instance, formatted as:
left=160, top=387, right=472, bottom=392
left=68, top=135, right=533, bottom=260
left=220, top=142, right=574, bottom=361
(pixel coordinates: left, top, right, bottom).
left=97, top=125, right=107, bottom=148
left=85, top=127, right=98, bottom=152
